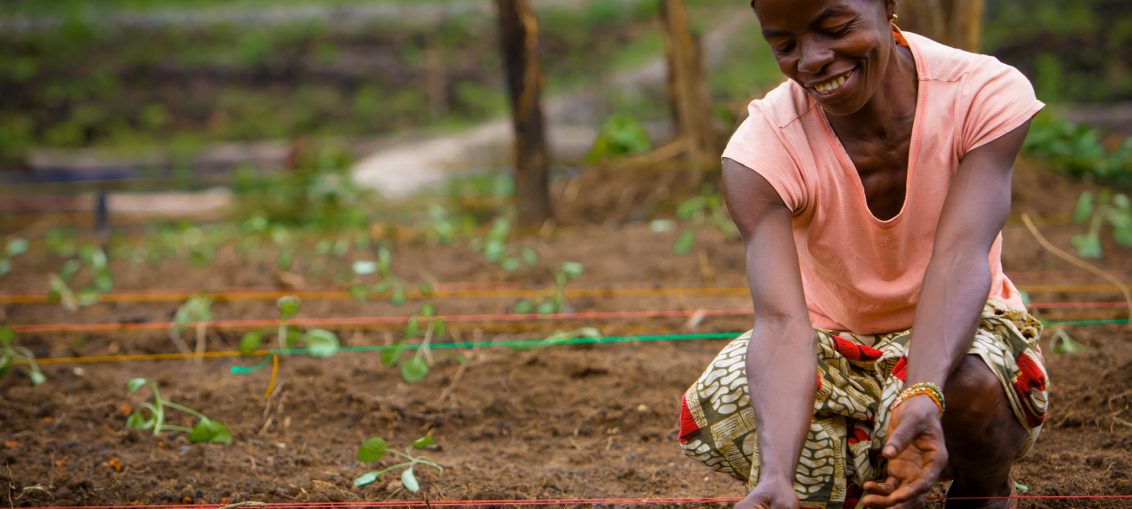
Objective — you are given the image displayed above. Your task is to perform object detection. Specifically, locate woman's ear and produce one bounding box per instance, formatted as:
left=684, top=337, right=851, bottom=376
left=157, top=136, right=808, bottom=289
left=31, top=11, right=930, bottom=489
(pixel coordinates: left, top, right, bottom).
left=887, top=0, right=898, bottom=20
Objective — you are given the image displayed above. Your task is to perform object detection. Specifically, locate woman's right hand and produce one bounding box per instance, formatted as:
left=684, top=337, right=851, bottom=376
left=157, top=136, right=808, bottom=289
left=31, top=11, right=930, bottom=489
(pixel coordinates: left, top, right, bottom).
left=735, top=478, right=800, bottom=509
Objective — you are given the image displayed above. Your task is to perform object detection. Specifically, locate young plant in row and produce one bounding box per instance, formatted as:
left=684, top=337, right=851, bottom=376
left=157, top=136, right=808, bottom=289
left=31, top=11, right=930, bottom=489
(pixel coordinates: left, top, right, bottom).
left=169, top=295, right=213, bottom=355
left=354, top=435, right=443, bottom=492
left=238, top=296, right=340, bottom=358
left=513, top=261, right=585, bottom=315
left=667, top=188, right=740, bottom=256
left=509, top=327, right=602, bottom=352
left=348, top=246, right=418, bottom=306
left=382, top=304, right=449, bottom=383
left=469, top=216, right=540, bottom=273
left=1071, top=189, right=1132, bottom=258
left=47, top=244, right=114, bottom=311
left=0, top=237, right=28, bottom=276
left=125, top=377, right=232, bottom=444
left=0, top=326, right=46, bottom=385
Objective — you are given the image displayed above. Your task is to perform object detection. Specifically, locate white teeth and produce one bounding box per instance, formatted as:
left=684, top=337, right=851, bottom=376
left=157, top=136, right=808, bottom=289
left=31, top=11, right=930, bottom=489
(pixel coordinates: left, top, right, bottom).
left=813, top=72, right=850, bottom=95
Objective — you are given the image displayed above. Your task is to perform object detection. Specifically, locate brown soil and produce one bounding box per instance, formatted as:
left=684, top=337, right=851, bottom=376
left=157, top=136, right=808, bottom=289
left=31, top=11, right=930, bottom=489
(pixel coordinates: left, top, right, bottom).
left=2, top=161, right=1132, bottom=508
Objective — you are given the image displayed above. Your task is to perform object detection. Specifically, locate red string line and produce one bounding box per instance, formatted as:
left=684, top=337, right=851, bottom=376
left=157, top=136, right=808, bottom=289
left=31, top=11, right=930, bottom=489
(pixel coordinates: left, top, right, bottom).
left=24, top=494, right=1132, bottom=509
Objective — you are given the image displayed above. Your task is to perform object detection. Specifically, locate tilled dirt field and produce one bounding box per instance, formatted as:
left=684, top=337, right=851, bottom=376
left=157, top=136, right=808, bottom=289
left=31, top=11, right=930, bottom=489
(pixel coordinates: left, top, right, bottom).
left=2, top=163, right=1132, bottom=507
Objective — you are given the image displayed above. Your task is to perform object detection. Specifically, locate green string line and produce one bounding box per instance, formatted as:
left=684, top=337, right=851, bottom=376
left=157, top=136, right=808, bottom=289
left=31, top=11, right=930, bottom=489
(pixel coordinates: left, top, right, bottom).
left=230, top=332, right=741, bottom=374
left=229, top=318, right=1131, bottom=374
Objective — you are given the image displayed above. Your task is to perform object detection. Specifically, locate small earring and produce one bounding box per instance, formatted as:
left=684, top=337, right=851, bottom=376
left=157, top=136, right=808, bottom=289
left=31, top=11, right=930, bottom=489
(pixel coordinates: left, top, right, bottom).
left=891, top=13, right=899, bottom=21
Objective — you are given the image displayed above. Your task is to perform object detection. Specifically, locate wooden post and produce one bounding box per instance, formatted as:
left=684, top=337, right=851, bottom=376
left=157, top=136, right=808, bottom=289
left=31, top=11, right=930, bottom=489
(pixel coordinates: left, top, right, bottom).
left=659, top=0, right=717, bottom=168
left=495, top=0, right=552, bottom=227
left=897, top=0, right=984, bottom=51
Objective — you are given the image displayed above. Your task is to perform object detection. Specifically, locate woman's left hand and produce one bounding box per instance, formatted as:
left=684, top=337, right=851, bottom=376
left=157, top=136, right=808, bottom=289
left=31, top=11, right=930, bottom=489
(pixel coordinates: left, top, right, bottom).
left=860, top=396, right=949, bottom=509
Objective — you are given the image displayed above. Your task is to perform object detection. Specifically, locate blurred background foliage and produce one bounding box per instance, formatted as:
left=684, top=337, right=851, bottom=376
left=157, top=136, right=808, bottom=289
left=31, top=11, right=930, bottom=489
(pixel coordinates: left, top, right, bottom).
left=0, top=0, right=1129, bottom=165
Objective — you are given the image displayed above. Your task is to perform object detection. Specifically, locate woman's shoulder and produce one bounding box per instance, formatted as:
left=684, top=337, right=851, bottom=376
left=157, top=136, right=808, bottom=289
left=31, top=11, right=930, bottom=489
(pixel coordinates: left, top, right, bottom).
left=904, top=31, right=1024, bottom=85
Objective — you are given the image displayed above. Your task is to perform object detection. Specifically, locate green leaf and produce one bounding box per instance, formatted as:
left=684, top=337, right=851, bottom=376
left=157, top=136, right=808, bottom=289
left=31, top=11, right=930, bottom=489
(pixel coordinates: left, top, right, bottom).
left=0, top=258, right=9, bottom=276
left=1073, top=191, right=1095, bottom=224
left=277, top=296, right=301, bottom=320
left=418, top=281, right=435, bottom=297
left=500, top=257, right=521, bottom=272
left=381, top=342, right=406, bottom=368
left=29, top=370, right=47, bottom=385
left=188, top=418, right=233, bottom=444
left=276, top=248, right=294, bottom=270
left=673, top=228, right=696, bottom=256
left=357, top=437, right=388, bottom=462
left=401, top=355, right=430, bottom=383
left=430, top=318, right=447, bottom=338
left=390, top=284, right=407, bottom=306
left=5, top=238, right=28, bottom=257
left=372, top=280, right=390, bottom=294
left=404, top=317, right=421, bottom=339
left=401, top=467, right=420, bottom=493
left=354, top=471, right=381, bottom=487
left=352, top=260, right=377, bottom=275
left=127, top=410, right=153, bottom=430
left=420, top=304, right=436, bottom=317
left=537, top=300, right=558, bottom=315
left=127, top=378, right=148, bottom=393
left=377, top=247, right=393, bottom=277
left=484, top=240, right=506, bottom=263
left=303, top=329, right=339, bottom=358
left=1052, top=330, right=1084, bottom=355
left=487, top=217, right=510, bottom=241
left=59, top=259, right=81, bottom=281
left=1070, top=233, right=1102, bottom=259
left=0, top=326, right=14, bottom=346
left=560, top=261, right=584, bottom=279
left=239, top=331, right=264, bottom=355
left=348, top=284, right=369, bottom=301
left=411, top=435, right=436, bottom=449
left=649, top=219, right=675, bottom=233
left=94, top=272, right=114, bottom=293
left=1014, top=480, right=1030, bottom=493
left=520, top=247, right=540, bottom=266
left=513, top=299, right=535, bottom=314
left=676, top=197, right=704, bottom=220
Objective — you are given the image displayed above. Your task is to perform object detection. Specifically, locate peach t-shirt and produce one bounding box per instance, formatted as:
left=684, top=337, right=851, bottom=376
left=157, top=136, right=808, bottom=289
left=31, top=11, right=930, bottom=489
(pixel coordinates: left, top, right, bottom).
left=722, top=32, right=1043, bottom=334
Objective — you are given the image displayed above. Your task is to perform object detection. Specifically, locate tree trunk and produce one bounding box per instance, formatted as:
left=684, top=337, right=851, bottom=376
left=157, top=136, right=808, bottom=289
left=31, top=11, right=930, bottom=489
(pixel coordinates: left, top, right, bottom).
left=659, top=0, right=717, bottom=169
left=495, top=0, right=552, bottom=227
left=897, top=0, right=984, bottom=52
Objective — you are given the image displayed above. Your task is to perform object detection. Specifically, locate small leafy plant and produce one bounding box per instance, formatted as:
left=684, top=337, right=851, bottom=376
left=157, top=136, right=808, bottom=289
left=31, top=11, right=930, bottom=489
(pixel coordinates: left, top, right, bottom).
left=1070, top=189, right=1132, bottom=258
left=670, top=188, right=739, bottom=256
left=469, top=216, right=540, bottom=273
left=126, top=377, right=232, bottom=444
left=0, top=237, right=28, bottom=276
left=513, top=261, right=584, bottom=314
left=47, top=244, right=114, bottom=311
left=382, top=304, right=449, bottom=383
left=238, top=296, right=340, bottom=358
left=348, top=245, right=412, bottom=306
left=0, top=326, right=46, bottom=385
left=170, top=295, right=212, bottom=355
left=354, top=435, right=443, bottom=492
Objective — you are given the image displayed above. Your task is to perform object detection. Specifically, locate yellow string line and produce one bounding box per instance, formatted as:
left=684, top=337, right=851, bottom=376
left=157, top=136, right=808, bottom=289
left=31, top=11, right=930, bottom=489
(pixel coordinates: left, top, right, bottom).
left=265, top=353, right=279, bottom=398
left=2, top=283, right=1128, bottom=305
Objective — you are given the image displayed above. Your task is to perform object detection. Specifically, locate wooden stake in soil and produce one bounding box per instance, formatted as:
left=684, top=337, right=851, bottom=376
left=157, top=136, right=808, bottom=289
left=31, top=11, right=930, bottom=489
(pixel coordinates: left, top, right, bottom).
left=659, top=0, right=718, bottom=169
left=496, top=0, right=553, bottom=227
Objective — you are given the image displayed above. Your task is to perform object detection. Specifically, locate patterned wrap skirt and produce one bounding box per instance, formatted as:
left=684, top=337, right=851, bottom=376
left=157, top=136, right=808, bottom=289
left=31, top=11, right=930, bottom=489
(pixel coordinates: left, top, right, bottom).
left=677, top=302, right=1049, bottom=509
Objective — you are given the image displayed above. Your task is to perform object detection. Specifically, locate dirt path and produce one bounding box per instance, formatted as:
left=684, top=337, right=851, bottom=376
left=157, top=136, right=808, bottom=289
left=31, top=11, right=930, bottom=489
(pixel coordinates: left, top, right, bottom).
left=352, top=14, right=754, bottom=197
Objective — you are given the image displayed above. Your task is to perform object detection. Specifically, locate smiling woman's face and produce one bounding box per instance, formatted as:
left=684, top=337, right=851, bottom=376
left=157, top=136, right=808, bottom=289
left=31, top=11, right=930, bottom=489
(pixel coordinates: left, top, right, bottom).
left=753, top=0, right=897, bottom=116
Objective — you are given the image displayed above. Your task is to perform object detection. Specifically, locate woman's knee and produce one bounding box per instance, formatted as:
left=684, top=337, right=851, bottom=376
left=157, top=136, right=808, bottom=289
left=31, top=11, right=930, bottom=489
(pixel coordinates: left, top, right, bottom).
left=941, top=355, right=1026, bottom=461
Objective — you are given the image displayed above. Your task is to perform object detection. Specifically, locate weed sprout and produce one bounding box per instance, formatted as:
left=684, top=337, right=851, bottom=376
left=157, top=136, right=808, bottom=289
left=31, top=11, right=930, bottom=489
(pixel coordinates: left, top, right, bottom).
left=353, top=435, right=443, bottom=492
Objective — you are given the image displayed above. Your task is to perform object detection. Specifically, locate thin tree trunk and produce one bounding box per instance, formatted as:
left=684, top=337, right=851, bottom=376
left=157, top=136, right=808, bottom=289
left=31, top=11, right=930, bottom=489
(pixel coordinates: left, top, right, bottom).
left=659, top=0, right=717, bottom=169
left=495, top=0, right=552, bottom=227
left=897, top=0, right=984, bottom=51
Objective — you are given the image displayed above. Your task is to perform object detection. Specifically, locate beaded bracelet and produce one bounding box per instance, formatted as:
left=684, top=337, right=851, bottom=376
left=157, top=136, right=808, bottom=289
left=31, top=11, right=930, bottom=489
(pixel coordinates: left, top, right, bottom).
left=891, top=382, right=946, bottom=417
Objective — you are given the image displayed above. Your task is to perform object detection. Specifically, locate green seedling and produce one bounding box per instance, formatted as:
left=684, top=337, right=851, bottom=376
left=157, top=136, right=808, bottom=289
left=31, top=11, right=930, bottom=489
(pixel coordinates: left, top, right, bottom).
left=47, top=244, right=114, bottom=311
left=0, top=326, right=46, bottom=385
left=353, top=435, right=443, bottom=492
left=170, top=295, right=213, bottom=356
left=381, top=304, right=448, bottom=383
left=125, top=377, right=232, bottom=444
left=670, top=187, right=739, bottom=256
left=469, top=216, right=540, bottom=273
left=1049, top=329, right=1088, bottom=355
left=510, top=327, right=602, bottom=352
left=513, top=261, right=584, bottom=315
left=347, top=245, right=419, bottom=306
left=0, top=237, right=29, bottom=276
left=238, top=296, right=339, bottom=358
left=1071, top=189, right=1132, bottom=259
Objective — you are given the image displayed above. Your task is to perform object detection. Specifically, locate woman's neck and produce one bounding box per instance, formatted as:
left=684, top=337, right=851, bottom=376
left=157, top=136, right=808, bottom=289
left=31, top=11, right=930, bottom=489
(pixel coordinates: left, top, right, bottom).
left=827, top=43, right=919, bottom=141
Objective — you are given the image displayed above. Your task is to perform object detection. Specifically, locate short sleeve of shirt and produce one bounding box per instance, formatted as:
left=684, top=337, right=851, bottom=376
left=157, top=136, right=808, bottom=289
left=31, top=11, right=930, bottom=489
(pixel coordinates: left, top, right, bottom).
left=721, top=104, right=807, bottom=214
left=960, top=58, right=1044, bottom=154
